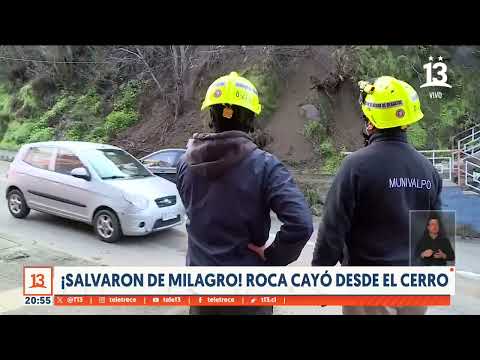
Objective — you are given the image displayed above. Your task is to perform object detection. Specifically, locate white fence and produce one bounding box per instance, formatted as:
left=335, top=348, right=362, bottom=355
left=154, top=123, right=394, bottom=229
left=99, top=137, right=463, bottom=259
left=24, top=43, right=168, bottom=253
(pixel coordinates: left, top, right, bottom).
left=465, top=160, right=480, bottom=193
left=418, top=150, right=453, bottom=181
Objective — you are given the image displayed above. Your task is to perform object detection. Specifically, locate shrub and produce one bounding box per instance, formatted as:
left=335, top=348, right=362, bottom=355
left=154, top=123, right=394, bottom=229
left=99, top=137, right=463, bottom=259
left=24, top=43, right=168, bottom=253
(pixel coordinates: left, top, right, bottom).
left=320, top=140, right=344, bottom=174
left=304, top=120, right=326, bottom=152
left=15, top=83, right=41, bottom=117
left=114, top=80, right=142, bottom=112
left=2, top=121, right=35, bottom=145
left=27, top=127, right=55, bottom=143
left=85, top=126, right=107, bottom=143
left=0, top=141, right=20, bottom=150
left=71, top=89, right=102, bottom=120
left=104, top=111, right=138, bottom=138
left=408, top=122, right=428, bottom=149
left=42, top=94, right=74, bottom=125
left=65, top=122, right=89, bottom=141
left=0, top=86, right=12, bottom=113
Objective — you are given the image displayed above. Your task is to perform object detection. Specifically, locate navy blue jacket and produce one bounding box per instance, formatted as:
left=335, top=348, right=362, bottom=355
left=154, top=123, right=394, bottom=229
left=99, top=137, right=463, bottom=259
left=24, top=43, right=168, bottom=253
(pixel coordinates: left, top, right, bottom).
left=312, top=129, right=443, bottom=266
left=177, top=131, right=313, bottom=266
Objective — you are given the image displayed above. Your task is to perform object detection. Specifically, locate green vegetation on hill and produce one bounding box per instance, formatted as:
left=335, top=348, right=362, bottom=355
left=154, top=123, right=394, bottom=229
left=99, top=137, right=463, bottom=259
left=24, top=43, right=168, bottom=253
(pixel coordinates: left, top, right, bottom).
left=0, top=79, right=142, bottom=149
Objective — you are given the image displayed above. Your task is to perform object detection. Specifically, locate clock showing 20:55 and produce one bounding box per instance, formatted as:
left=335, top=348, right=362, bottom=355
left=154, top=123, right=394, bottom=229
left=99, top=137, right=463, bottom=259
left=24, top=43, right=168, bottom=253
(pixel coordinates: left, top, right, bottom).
left=24, top=296, right=53, bottom=306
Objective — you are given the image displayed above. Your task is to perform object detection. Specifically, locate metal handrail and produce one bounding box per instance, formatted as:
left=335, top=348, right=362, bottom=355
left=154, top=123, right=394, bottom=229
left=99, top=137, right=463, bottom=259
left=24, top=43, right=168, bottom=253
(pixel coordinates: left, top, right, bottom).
left=458, top=128, right=480, bottom=151
left=455, top=149, right=480, bottom=187
left=452, top=123, right=480, bottom=145
left=418, top=150, right=452, bottom=153
left=462, top=141, right=480, bottom=154
left=465, top=160, right=480, bottom=193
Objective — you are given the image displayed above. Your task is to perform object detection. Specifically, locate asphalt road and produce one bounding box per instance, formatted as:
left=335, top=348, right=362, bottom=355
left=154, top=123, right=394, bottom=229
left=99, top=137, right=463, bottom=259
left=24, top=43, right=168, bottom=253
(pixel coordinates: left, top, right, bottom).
left=0, top=160, right=479, bottom=315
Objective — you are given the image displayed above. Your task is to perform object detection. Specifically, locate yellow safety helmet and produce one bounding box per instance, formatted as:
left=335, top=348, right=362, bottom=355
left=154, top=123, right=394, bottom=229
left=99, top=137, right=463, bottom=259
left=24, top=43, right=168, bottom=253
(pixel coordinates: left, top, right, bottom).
left=201, top=71, right=262, bottom=115
left=358, top=76, right=423, bottom=129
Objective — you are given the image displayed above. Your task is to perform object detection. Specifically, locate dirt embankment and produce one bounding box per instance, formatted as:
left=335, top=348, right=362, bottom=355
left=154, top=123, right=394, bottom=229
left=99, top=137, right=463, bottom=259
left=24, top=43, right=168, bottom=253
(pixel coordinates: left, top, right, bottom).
left=115, top=46, right=364, bottom=161
left=264, top=47, right=364, bottom=162
left=113, top=99, right=203, bottom=158
left=330, top=80, right=364, bottom=151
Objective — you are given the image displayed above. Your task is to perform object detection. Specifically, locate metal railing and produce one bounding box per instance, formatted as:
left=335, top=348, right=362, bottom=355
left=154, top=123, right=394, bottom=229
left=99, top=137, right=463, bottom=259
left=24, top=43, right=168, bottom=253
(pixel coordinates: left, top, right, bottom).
left=452, top=123, right=480, bottom=148
left=465, top=160, right=480, bottom=193
left=419, top=150, right=453, bottom=181
left=456, top=124, right=480, bottom=156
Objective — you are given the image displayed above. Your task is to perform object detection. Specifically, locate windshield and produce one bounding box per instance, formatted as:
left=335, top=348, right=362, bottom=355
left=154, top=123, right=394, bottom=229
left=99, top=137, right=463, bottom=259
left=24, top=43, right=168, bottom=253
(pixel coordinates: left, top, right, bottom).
left=83, top=149, right=152, bottom=180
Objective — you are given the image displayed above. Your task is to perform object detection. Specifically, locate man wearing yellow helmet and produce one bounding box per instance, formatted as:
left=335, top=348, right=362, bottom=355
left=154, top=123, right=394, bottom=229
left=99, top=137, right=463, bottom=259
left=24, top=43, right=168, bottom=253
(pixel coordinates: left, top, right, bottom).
left=176, top=72, right=313, bottom=315
left=312, top=76, right=443, bottom=315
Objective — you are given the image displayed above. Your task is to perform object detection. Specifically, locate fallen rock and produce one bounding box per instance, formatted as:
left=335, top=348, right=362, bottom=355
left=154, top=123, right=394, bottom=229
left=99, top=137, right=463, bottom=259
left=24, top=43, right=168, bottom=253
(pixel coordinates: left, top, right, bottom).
left=299, top=104, right=321, bottom=121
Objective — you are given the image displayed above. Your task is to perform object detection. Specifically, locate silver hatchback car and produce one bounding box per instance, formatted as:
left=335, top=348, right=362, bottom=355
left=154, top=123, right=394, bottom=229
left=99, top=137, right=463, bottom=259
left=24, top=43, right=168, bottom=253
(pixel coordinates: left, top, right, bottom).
left=5, top=141, right=185, bottom=242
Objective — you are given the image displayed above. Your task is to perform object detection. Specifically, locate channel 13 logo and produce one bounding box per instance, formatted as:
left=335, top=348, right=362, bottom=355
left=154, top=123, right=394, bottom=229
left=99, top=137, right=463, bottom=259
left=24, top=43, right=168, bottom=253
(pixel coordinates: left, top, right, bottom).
left=420, top=56, right=452, bottom=89
left=23, top=266, right=53, bottom=296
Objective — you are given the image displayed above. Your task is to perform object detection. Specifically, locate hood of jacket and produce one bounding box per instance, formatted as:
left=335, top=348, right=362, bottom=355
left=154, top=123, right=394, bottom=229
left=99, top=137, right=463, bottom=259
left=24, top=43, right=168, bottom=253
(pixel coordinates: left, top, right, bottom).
left=185, top=130, right=257, bottom=179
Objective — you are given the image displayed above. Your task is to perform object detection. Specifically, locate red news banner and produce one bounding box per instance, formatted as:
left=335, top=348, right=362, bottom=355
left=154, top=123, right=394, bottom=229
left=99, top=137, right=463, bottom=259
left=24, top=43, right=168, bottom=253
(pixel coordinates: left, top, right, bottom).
left=53, top=295, right=450, bottom=307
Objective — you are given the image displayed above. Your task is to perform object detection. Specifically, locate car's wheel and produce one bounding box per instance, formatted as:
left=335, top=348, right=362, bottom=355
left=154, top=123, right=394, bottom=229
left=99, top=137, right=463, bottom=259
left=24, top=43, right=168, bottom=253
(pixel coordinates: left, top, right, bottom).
left=93, top=209, right=123, bottom=243
left=7, top=189, right=30, bottom=219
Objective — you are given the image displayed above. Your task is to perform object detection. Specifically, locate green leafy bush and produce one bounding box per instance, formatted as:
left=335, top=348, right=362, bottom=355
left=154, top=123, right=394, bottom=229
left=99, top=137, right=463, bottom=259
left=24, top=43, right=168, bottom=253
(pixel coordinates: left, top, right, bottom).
left=2, top=121, right=35, bottom=144
left=0, top=85, right=12, bottom=113
left=304, top=121, right=343, bottom=174
left=104, top=111, right=138, bottom=138
left=85, top=126, right=107, bottom=143
left=320, top=140, right=344, bottom=174
left=303, top=120, right=326, bottom=152
left=408, top=123, right=428, bottom=149
left=71, top=88, right=102, bottom=120
left=114, top=80, right=142, bottom=112
left=42, top=94, right=74, bottom=125
left=65, top=122, right=89, bottom=141
left=27, top=127, right=55, bottom=143
left=15, top=83, right=41, bottom=118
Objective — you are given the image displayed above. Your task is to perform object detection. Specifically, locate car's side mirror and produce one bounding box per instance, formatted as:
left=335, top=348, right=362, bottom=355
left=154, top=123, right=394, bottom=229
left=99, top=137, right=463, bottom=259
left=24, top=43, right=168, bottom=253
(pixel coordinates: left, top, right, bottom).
left=71, top=167, right=91, bottom=181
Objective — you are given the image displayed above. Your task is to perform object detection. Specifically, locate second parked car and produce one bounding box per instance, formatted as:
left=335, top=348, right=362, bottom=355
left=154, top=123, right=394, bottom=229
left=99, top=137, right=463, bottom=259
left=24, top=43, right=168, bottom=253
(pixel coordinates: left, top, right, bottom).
left=140, top=148, right=186, bottom=184
left=5, top=141, right=185, bottom=243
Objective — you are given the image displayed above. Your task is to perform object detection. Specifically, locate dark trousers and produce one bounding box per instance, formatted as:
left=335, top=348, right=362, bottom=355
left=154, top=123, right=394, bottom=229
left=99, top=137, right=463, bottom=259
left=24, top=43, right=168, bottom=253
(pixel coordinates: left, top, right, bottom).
left=189, top=306, right=273, bottom=315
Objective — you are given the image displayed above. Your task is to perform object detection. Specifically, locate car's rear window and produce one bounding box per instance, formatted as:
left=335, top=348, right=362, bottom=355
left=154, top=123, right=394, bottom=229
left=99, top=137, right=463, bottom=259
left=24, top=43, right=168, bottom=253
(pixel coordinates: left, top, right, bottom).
left=23, top=147, right=55, bottom=170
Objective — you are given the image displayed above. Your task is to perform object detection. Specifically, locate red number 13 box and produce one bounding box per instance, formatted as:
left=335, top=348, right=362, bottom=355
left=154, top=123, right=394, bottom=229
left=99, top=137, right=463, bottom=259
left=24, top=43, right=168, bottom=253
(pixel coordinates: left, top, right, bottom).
left=23, top=267, right=53, bottom=296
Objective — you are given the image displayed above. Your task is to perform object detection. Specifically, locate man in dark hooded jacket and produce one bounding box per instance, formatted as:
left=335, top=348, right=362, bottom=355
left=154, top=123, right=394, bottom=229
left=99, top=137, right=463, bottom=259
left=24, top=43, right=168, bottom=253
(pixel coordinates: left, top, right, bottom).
left=176, top=72, right=313, bottom=315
